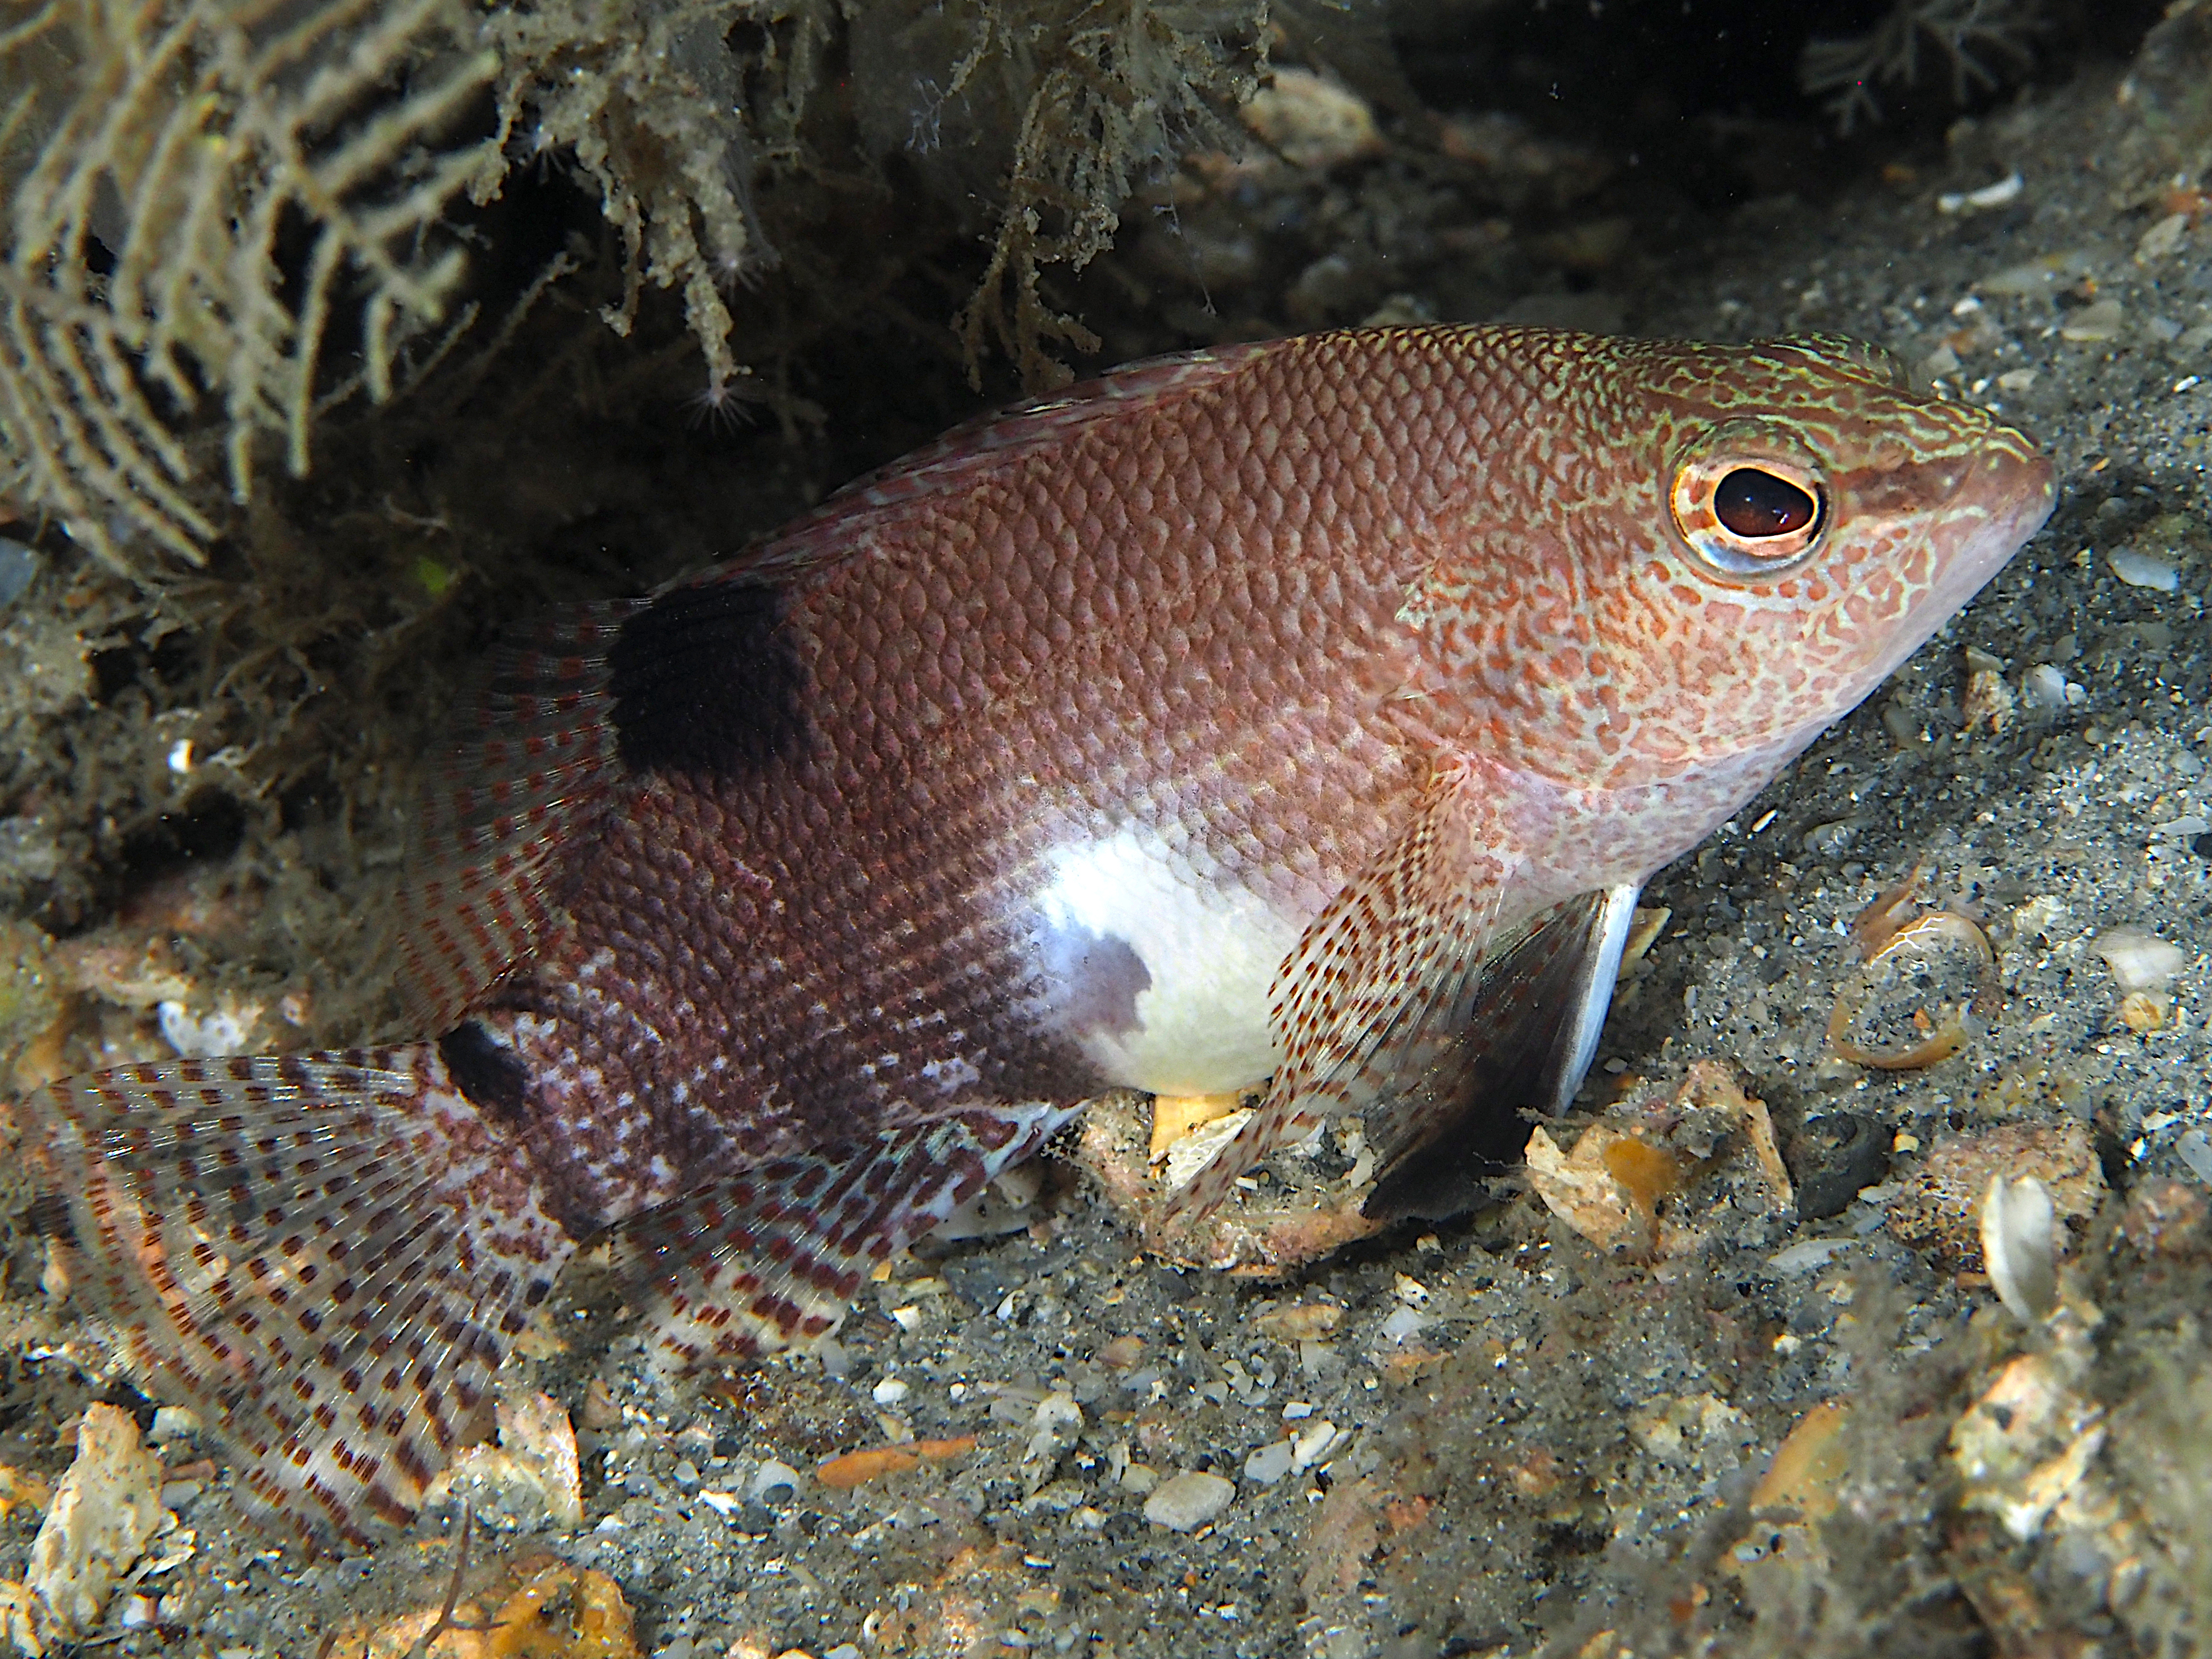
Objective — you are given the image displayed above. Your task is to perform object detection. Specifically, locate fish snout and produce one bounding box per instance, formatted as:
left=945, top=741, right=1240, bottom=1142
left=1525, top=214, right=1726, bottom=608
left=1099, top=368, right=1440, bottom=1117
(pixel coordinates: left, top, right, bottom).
left=1968, top=423, right=2058, bottom=542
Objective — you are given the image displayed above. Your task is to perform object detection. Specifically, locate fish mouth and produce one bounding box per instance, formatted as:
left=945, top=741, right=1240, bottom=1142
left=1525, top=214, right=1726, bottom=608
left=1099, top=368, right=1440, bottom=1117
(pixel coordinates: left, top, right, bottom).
left=1944, top=426, right=2056, bottom=590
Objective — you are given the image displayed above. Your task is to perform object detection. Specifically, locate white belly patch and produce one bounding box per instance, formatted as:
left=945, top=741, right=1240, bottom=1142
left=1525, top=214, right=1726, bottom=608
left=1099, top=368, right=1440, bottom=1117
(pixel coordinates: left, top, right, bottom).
left=1033, top=827, right=1298, bottom=1095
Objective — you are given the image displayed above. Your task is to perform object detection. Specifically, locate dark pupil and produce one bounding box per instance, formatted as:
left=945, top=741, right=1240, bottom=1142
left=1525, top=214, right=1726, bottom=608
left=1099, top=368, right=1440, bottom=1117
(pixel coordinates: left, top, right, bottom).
left=1715, top=468, right=1817, bottom=538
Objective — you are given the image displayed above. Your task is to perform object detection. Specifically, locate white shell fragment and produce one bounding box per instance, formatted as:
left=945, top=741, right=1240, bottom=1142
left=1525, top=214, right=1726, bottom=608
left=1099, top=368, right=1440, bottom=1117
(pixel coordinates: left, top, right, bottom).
left=2176, top=1129, right=2212, bottom=1186
left=25, top=1403, right=166, bottom=1641
left=1143, top=1470, right=1234, bottom=1531
left=1160, top=1105, right=1254, bottom=1193
left=2021, top=663, right=2086, bottom=711
left=2094, top=929, right=2186, bottom=994
left=1981, top=1175, right=2059, bottom=1324
left=2106, top=550, right=2180, bottom=591
left=1936, top=172, right=2023, bottom=213
left=156, top=998, right=256, bottom=1058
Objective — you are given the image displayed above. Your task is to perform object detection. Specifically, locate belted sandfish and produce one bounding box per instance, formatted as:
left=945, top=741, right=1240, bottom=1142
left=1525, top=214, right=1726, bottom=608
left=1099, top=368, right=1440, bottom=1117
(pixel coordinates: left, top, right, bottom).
left=20, top=325, right=2054, bottom=1539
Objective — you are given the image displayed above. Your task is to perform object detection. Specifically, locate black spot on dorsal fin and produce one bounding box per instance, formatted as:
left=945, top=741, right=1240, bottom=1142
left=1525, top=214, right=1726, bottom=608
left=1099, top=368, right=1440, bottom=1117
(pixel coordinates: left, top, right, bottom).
left=607, top=579, right=807, bottom=776
left=437, top=1021, right=530, bottom=1126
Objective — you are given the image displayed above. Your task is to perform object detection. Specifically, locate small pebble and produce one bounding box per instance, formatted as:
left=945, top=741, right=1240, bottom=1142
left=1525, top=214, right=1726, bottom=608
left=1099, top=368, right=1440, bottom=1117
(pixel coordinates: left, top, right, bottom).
left=1789, top=1114, right=1891, bottom=1221
left=1240, top=68, right=1382, bottom=170
left=1802, top=819, right=1860, bottom=859
left=1978, top=248, right=2093, bottom=295
left=1768, top=1238, right=1850, bottom=1274
left=1380, top=1305, right=1427, bottom=1344
left=2177, top=1129, right=2212, bottom=1187
left=2059, top=299, right=2126, bottom=342
left=2137, top=210, right=2192, bottom=261
left=1143, top=1470, right=1234, bottom=1532
left=2107, top=550, right=2180, bottom=591
left=1252, top=1302, right=1341, bottom=1341
left=1243, top=1440, right=1296, bottom=1485
left=2021, top=663, right=2084, bottom=711
left=750, top=1460, right=801, bottom=1502
left=2096, top=929, right=2186, bottom=993
left=0, top=538, right=38, bottom=608
left=149, top=1406, right=202, bottom=1442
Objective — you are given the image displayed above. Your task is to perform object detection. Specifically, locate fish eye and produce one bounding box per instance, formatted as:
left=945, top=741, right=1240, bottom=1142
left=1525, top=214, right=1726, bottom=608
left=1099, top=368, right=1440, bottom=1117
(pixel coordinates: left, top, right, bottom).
left=1670, top=453, right=1828, bottom=580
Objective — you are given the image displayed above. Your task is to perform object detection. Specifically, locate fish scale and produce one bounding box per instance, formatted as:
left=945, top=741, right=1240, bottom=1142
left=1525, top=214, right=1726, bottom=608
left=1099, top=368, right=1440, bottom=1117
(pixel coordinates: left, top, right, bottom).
left=20, top=324, right=2052, bottom=1542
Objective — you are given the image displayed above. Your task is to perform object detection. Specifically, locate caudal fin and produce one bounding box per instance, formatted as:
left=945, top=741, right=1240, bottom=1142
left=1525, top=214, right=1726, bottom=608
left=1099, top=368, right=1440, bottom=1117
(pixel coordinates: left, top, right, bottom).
left=21, top=1048, right=578, bottom=1544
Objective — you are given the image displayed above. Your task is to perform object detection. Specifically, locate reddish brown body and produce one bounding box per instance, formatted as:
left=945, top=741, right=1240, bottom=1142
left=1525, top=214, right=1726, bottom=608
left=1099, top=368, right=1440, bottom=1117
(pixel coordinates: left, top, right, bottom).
left=23, top=326, right=2052, bottom=1540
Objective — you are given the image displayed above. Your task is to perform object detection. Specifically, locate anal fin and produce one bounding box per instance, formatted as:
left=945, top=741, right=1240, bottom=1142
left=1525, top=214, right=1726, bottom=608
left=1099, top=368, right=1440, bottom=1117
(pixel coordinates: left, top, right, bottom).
left=613, top=1103, right=1077, bottom=1372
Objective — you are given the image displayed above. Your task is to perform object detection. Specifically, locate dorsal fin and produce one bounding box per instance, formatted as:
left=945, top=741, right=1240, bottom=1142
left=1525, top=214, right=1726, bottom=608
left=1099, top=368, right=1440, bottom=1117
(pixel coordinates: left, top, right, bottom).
left=387, top=602, right=641, bottom=1031
left=734, top=341, right=1274, bottom=581
left=387, top=342, right=1285, bottom=1025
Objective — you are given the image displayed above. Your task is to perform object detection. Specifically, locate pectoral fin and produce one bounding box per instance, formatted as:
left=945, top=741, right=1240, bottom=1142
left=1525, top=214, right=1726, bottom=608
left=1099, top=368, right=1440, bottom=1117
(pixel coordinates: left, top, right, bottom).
left=1161, top=767, right=1511, bottom=1226
left=1162, top=756, right=1642, bottom=1234
left=1362, top=880, right=1640, bottom=1221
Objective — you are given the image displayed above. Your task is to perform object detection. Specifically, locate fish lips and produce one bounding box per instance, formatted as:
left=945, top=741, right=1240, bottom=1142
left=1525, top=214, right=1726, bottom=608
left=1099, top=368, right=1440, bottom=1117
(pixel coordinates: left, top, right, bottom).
left=1923, top=428, right=2057, bottom=614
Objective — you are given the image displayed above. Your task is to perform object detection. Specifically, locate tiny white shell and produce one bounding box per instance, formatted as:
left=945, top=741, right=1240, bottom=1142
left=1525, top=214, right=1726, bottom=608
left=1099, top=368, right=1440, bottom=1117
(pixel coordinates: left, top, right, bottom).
left=2095, top=928, right=2187, bottom=995
left=1981, top=1174, right=2058, bottom=1324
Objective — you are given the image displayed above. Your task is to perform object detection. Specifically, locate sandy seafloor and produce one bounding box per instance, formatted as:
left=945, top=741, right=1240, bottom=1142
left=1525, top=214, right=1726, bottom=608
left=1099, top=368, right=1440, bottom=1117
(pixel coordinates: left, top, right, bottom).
left=0, top=14, right=2210, bottom=1659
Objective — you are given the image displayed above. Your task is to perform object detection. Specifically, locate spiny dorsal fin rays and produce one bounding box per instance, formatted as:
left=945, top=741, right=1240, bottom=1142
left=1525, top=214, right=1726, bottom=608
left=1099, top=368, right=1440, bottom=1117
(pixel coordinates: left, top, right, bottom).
left=387, top=603, right=642, bottom=1032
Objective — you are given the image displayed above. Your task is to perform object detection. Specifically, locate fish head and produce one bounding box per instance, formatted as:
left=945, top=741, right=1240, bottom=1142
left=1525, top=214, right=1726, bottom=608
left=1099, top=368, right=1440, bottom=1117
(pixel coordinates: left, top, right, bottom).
left=1427, top=330, right=2055, bottom=789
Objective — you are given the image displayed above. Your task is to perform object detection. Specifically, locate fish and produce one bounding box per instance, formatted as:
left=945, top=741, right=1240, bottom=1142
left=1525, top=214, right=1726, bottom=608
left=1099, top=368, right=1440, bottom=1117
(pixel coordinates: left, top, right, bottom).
left=16, top=325, right=2054, bottom=1542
